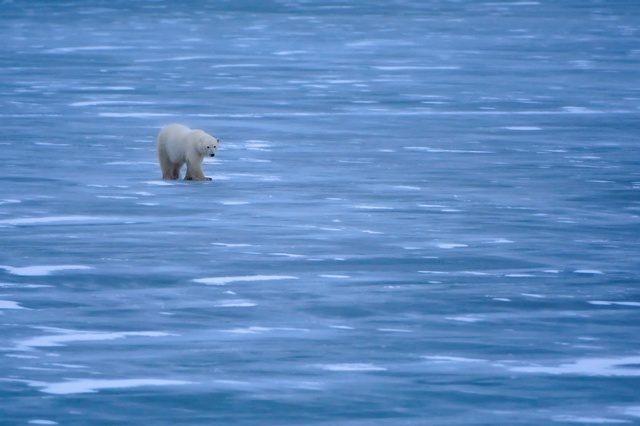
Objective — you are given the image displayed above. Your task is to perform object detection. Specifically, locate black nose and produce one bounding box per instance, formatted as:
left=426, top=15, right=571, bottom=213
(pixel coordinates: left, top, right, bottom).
left=210, top=153, right=215, bottom=157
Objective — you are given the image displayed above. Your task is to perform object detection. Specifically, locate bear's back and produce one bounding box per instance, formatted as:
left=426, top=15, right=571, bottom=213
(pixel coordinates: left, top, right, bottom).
left=157, top=123, right=192, bottom=163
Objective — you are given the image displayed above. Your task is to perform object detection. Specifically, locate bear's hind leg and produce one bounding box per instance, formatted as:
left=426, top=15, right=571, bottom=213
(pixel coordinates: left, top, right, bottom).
left=161, top=161, right=177, bottom=180
left=171, top=162, right=183, bottom=180
left=158, top=145, right=175, bottom=180
left=158, top=151, right=179, bottom=180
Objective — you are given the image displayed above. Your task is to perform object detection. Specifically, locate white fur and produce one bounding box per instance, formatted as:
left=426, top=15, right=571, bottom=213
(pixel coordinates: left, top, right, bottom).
left=156, top=123, right=219, bottom=181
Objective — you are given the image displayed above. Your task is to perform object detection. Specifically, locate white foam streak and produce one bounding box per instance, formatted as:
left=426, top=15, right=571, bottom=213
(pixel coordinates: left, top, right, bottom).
left=0, top=215, right=111, bottom=226
left=45, top=45, right=130, bottom=53
left=193, top=275, right=298, bottom=285
left=38, top=378, right=193, bottom=395
left=422, top=355, right=486, bottom=363
left=353, top=204, right=394, bottom=210
left=213, top=300, right=257, bottom=308
left=144, top=180, right=174, bottom=186
left=436, top=243, right=468, bottom=249
left=589, top=301, right=640, bottom=307
left=70, top=100, right=153, bottom=107
left=0, top=300, right=26, bottom=309
left=222, top=326, right=309, bottom=334
left=551, top=415, right=630, bottom=424
left=405, top=146, right=491, bottom=154
left=373, top=65, right=460, bottom=71
left=502, top=126, right=542, bottom=131
left=99, top=112, right=173, bottom=118
left=0, top=265, right=93, bottom=276
left=317, top=363, right=386, bottom=372
left=16, top=330, right=171, bottom=350
left=509, top=356, right=640, bottom=376
left=574, top=269, right=605, bottom=275
left=445, top=315, right=483, bottom=323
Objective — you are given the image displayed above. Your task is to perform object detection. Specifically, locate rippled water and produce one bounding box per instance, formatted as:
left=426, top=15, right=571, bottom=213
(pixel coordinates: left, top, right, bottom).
left=1, top=1, right=640, bottom=425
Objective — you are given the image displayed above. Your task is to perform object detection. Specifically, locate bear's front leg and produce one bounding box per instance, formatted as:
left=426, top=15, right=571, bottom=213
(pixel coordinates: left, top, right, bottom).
left=186, top=175, right=212, bottom=181
left=185, top=162, right=211, bottom=181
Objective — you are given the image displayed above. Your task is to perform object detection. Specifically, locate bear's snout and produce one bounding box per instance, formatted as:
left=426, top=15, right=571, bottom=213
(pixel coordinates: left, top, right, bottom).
left=210, top=153, right=215, bottom=157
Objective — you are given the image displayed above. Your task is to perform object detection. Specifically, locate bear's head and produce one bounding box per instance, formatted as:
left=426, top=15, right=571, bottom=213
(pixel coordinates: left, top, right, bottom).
left=191, top=130, right=220, bottom=158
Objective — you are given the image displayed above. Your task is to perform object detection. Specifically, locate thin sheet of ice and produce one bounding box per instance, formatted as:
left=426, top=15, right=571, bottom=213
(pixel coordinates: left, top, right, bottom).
left=1, top=1, right=640, bottom=423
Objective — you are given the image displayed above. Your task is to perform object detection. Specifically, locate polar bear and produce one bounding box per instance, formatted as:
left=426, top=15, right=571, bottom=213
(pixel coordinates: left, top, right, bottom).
left=156, top=123, right=220, bottom=181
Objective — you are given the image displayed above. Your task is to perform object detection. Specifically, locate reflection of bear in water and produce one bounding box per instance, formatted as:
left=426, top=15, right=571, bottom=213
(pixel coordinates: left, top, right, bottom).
left=156, top=123, right=220, bottom=181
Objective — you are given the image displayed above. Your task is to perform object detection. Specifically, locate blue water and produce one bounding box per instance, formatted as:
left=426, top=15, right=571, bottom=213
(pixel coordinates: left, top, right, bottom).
left=1, top=1, right=640, bottom=424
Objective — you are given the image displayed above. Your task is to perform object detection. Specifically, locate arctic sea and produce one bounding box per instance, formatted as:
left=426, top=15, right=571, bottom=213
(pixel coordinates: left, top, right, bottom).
left=1, top=1, right=639, bottom=424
